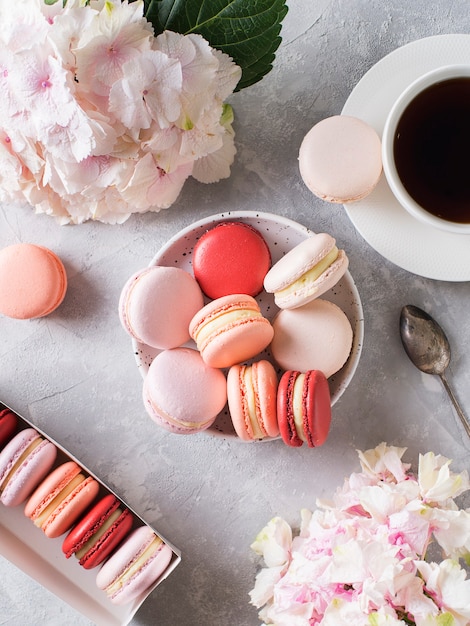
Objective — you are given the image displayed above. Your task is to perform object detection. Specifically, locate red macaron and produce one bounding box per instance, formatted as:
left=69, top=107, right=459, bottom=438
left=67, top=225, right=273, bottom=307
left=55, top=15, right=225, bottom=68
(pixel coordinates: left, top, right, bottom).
left=62, top=494, right=133, bottom=569
left=277, top=370, right=331, bottom=447
left=192, top=221, right=271, bottom=298
left=0, top=409, right=18, bottom=449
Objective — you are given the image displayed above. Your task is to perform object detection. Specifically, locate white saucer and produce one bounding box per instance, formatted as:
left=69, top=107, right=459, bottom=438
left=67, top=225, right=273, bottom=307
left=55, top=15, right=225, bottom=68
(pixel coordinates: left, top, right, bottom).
left=342, top=34, right=470, bottom=282
left=133, top=211, right=364, bottom=439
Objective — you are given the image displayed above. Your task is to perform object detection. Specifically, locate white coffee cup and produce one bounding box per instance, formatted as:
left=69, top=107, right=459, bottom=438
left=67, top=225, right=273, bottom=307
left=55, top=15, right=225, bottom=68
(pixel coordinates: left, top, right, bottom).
left=382, top=64, right=470, bottom=235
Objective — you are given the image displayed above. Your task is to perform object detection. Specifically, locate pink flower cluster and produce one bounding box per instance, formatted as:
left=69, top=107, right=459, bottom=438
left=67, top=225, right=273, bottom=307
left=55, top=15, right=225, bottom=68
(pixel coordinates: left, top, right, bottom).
left=250, top=443, right=470, bottom=625
left=0, top=0, right=242, bottom=224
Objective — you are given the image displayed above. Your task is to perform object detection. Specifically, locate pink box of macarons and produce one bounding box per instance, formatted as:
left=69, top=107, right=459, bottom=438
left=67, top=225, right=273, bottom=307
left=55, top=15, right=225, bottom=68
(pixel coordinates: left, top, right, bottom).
left=0, top=403, right=181, bottom=626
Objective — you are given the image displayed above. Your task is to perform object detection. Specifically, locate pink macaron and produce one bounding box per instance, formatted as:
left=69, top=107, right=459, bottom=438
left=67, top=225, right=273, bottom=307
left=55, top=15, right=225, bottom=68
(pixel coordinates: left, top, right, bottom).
left=0, top=243, right=67, bottom=319
left=25, top=461, right=100, bottom=538
left=119, top=265, right=204, bottom=350
left=143, top=347, right=227, bottom=434
left=0, top=428, right=57, bottom=507
left=189, top=294, right=274, bottom=369
left=227, top=360, right=279, bottom=441
left=96, top=525, right=173, bottom=605
left=271, top=298, right=353, bottom=378
left=263, top=233, right=349, bottom=309
left=299, top=115, right=382, bottom=203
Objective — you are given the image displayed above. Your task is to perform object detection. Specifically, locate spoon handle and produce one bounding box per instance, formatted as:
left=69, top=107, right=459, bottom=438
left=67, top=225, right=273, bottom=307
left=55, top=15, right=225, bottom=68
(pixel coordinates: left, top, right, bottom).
left=440, top=373, right=470, bottom=439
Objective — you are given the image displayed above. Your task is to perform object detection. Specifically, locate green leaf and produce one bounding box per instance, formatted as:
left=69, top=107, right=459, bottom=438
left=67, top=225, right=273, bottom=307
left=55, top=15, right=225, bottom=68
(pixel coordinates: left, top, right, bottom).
left=143, top=0, right=288, bottom=91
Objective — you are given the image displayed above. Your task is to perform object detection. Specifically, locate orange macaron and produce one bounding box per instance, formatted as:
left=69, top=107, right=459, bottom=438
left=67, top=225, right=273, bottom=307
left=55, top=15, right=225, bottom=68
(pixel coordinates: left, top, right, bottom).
left=189, top=294, right=274, bottom=369
left=24, top=461, right=99, bottom=538
left=0, top=243, right=67, bottom=319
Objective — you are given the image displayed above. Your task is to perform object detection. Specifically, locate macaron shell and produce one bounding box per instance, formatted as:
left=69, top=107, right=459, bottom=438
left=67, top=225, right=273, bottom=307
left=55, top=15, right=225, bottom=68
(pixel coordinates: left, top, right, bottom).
left=43, top=476, right=100, bottom=538
left=119, top=266, right=204, bottom=350
left=0, top=243, right=67, bottom=319
left=143, top=348, right=227, bottom=434
left=271, top=299, right=353, bottom=378
left=193, top=222, right=271, bottom=298
left=299, top=115, right=382, bottom=203
left=0, top=429, right=57, bottom=507
left=277, top=371, right=303, bottom=447
left=303, top=370, right=331, bottom=447
left=0, top=409, right=18, bottom=448
left=227, top=361, right=279, bottom=441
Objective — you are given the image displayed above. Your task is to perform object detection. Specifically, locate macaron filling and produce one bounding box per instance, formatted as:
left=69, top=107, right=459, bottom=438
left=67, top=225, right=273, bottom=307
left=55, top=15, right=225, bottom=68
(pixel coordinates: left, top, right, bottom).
left=274, top=246, right=339, bottom=299
left=145, top=394, right=215, bottom=431
left=240, top=366, right=265, bottom=440
left=192, top=306, right=263, bottom=348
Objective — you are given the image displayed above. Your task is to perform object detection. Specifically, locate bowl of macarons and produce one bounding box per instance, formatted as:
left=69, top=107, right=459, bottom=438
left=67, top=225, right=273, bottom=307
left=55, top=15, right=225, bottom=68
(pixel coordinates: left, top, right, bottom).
left=118, top=211, right=364, bottom=447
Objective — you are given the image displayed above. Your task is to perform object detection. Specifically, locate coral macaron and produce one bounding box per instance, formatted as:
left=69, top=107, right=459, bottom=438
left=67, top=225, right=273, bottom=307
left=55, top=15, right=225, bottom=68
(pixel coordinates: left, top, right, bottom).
left=119, top=265, right=204, bottom=350
left=193, top=221, right=271, bottom=298
left=0, top=428, right=57, bottom=507
left=96, top=525, right=173, bottom=605
left=143, top=347, right=227, bottom=434
left=189, top=294, right=274, bottom=369
left=62, top=494, right=133, bottom=569
left=227, top=360, right=279, bottom=441
left=277, top=370, right=331, bottom=447
left=24, top=461, right=99, bottom=538
left=264, top=233, right=348, bottom=309
left=0, top=243, right=67, bottom=319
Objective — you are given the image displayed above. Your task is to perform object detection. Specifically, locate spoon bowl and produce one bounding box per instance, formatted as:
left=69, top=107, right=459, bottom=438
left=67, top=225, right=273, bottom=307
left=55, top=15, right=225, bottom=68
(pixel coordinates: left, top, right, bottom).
left=400, top=304, right=470, bottom=439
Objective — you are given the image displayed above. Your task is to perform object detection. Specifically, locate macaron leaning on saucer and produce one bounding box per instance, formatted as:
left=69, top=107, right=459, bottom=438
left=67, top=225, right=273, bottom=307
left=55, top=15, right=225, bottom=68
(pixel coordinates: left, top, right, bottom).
left=0, top=243, right=67, bottom=319
left=299, top=115, right=382, bottom=203
left=277, top=370, right=331, bottom=448
left=96, top=525, right=173, bottom=605
left=0, top=428, right=57, bottom=507
left=264, top=233, right=349, bottom=309
left=227, top=360, right=279, bottom=441
left=62, top=493, right=133, bottom=569
left=24, top=460, right=100, bottom=538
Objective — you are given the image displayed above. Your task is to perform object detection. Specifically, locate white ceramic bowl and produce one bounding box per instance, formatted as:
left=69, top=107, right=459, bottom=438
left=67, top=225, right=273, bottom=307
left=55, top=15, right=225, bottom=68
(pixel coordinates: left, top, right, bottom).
left=382, top=64, right=470, bottom=235
left=132, top=211, right=364, bottom=439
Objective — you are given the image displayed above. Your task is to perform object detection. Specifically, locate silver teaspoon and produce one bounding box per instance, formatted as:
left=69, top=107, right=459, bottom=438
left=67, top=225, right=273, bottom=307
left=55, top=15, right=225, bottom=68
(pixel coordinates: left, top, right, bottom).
left=399, top=304, right=470, bottom=439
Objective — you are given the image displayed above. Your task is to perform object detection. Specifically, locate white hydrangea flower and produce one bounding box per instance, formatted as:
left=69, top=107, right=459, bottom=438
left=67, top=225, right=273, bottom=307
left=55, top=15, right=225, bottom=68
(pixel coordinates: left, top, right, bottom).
left=0, top=0, right=241, bottom=223
left=250, top=444, right=470, bottom=626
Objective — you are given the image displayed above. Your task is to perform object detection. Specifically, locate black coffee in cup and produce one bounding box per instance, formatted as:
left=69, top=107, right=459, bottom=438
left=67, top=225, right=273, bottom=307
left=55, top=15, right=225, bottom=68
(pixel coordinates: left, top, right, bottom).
left=393, top=77, right=470, bottom=224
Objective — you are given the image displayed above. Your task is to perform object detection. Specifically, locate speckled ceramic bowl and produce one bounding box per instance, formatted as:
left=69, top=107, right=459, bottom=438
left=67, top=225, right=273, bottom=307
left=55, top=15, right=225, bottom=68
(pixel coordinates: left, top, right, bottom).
left=132, top=211, right=364, bottom=439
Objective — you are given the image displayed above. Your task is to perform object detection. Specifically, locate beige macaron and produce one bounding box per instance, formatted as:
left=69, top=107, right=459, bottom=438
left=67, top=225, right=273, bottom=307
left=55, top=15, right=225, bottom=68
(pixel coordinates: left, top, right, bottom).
left=299, top=115, right=382, bottom=203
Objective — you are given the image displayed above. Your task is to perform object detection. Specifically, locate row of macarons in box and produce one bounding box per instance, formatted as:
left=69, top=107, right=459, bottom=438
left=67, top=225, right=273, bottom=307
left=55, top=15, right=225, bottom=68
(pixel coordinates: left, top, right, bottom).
left=0, top=406, right=176, bottom=606
left=118, top=222, right=354, bottom=444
